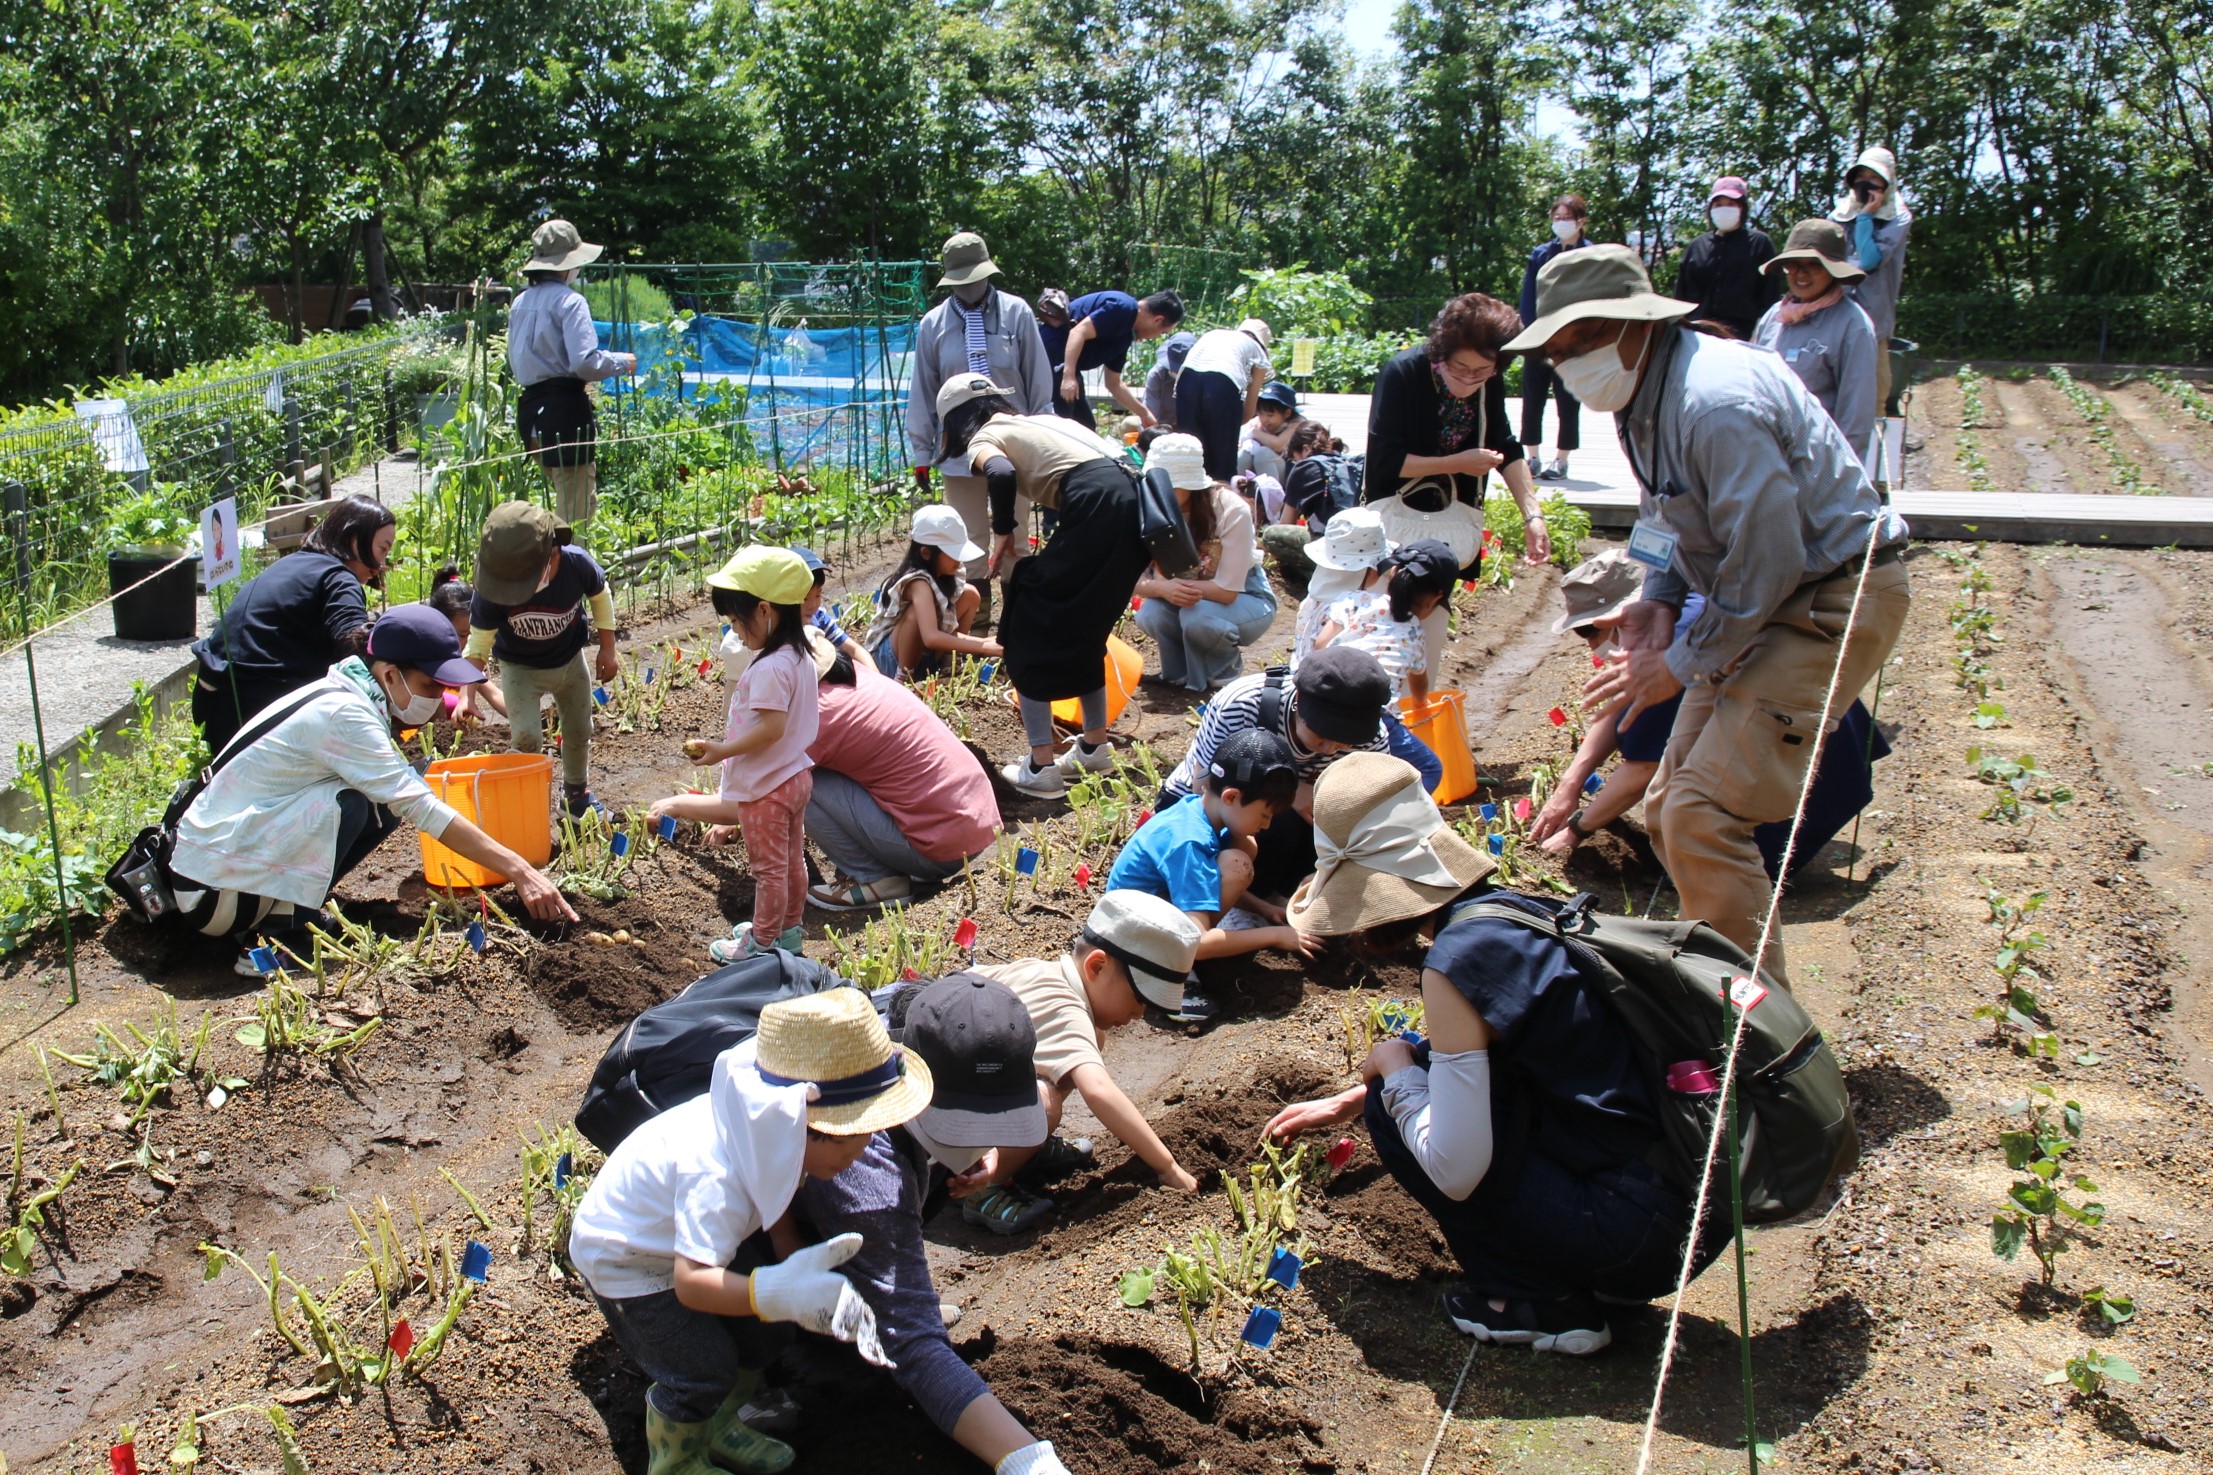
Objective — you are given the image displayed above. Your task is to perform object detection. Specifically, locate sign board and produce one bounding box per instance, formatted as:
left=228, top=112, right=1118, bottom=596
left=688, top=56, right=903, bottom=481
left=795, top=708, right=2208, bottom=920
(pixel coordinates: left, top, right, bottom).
left=1289, top=339, right=1318, bottom=378
left=201, top=497, right=241, bottom=588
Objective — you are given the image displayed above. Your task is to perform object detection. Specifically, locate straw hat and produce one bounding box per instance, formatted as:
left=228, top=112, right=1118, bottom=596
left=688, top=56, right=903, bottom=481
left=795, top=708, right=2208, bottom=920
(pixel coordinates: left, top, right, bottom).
left=754, top=988, right=934, bottom=1135
left=1503, top=245, right=1695, bottom=354
left=1287, top=753, right=1493, bottom=937
left=521, top=219, right=603, bottom=275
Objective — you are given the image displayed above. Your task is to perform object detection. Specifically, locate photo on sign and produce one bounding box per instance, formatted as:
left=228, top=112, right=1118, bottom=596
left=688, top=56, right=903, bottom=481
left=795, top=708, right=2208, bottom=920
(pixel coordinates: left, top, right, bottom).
left=201, top=496, right=241, bottom=589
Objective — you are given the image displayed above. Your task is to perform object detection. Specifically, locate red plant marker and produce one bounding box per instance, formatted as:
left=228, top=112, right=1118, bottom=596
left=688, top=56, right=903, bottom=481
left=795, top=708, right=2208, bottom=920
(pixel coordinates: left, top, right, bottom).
left=1325, top=1137, right=1355, bottom=1171
left=900, top=967, right=921, bottom=982
left=110, top=1442, right=138, bottom=1475
left=953, top=917, right=978, bottom=950
left=698, top=657, right=713, bottom=677
left=1547, top=706, right=1568, bottom=727
left=1593, top=653, right=1606, bottom=668
left=388, top=1318, right=417, bottom=1359
left=1131, top=596, right=1144, bottom=612
left=1072, top=863, right=1092, bottom=889
left=1513, top=797, right=1532, bottom=823
left=671, top=647, right=683, bottom=662
left=1029, top=536, right=1041, bottom=548
left=1462, top=580, right=1478, bottom=593
left=1134, top=808, right=1151, bottom=826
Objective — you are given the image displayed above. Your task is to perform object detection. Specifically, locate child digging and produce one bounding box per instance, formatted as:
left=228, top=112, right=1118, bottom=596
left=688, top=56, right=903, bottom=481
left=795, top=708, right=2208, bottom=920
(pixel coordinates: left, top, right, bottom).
left=1104, top=727, right=1319, bottom=974
left=425, top=567, right=508, bottom=723
left=568, top=989, right=926, bottom=1475
left=649, top=547, right=822, bottom=962
left=467, top=501, right=618, bottom=816
left=858, top=504, right=1002, bottom=681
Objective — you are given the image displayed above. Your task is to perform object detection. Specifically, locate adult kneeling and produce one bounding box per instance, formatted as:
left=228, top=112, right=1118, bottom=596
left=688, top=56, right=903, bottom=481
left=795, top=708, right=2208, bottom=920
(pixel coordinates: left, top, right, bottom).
left=171, top=605, right=578, bottom=974
left=805, top=644, right=1003, bottom=912
left=1264, top=753, right=1724, bottom=1355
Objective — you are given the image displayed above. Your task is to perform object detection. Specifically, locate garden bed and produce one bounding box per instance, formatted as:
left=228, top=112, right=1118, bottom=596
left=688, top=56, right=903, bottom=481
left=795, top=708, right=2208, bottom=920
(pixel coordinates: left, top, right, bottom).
left=2, top=541, right=2210, bottom=1473
left=1907, top=364, right=2213, bottom=497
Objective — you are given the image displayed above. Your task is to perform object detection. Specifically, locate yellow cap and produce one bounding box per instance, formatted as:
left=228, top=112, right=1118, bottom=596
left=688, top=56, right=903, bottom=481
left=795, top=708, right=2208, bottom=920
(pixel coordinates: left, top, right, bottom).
left=707, top=545, right=813, bottom=604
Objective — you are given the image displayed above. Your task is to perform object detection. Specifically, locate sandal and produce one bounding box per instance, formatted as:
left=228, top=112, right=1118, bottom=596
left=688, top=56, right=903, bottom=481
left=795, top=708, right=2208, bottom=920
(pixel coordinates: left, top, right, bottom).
left=1018, top=1135, right=1095, bottom=1182
left=806, top=875, right=913, bottom=912
left=961, top=1183, right=1055, bottom=1235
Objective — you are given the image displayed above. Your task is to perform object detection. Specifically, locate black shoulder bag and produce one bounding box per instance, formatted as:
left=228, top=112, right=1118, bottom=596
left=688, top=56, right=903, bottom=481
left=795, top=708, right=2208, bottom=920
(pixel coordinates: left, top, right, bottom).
left=1137, top=464, right=1203, bottom=579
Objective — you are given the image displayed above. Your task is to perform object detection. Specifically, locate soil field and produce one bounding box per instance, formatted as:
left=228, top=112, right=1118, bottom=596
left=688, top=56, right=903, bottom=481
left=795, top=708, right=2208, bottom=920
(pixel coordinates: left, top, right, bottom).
left=3, top=533, right=2211, bottom=1475
left=1907, top=365, right=2213, bottom=499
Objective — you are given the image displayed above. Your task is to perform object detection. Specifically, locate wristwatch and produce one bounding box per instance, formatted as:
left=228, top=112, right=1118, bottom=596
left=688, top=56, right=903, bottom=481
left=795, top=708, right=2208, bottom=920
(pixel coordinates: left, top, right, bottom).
left=1564, top=810, right=1591, bottom=843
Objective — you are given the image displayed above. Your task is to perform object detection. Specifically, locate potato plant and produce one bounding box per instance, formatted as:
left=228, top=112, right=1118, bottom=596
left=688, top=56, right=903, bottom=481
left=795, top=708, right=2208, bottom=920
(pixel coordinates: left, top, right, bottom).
left=1972, top=885, right=2057, bottom=1057
left=1991, top=1084, right=2103, bottom=1287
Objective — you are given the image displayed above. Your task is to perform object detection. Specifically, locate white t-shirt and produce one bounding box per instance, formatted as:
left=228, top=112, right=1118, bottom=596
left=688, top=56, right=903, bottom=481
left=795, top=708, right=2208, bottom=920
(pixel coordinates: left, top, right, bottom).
left=1182, top=329, right=1271, bottom=386
left=568, top=1040, right=808, bottom=1299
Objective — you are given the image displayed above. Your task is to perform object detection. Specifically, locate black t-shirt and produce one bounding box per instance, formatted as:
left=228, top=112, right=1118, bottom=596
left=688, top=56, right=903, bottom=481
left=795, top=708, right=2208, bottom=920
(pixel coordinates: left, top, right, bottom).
left=1424, top=894, right=1659, bottom=1181
left=470, top=546, right=606, bottom=667
left=193, top=551, right=367, bottom=682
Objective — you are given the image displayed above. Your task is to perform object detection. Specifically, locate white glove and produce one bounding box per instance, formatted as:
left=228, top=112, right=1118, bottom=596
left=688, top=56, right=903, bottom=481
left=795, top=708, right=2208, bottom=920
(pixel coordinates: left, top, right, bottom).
left=748, top=1232, right=893, bottom=1368
left=996, top=1441, right=1071, bottom=1475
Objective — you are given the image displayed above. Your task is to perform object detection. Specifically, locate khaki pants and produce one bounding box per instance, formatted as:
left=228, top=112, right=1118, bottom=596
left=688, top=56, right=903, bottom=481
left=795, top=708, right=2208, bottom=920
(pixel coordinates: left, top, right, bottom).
left=940, top=472, right=1029, bottom=583
left=1644, top=558, right=1910, bottom=983
left=500, top=649, right=595, bottom=789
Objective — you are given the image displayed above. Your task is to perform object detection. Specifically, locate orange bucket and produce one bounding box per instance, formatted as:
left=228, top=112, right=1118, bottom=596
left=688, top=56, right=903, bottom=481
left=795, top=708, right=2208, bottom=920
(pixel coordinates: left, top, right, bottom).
left=417, top=753, right=555, bottom=888
left=1399, top=690, right=1477, bottom=804
left=1052, top=634, right=1144, bottom=729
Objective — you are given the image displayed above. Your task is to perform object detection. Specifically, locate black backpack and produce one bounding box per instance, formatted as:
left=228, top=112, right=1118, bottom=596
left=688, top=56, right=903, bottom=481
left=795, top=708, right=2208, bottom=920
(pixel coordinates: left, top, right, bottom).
left=1448, top=892, right=1858, bottom=1224
left=575, top=951, right=854, bottom=1152
left=1284, top=452, right=1364, bottom=528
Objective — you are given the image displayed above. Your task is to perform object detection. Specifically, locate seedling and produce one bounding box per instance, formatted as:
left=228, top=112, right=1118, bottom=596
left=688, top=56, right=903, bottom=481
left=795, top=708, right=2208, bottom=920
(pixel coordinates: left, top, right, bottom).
left=914, top=655, right=1000, bottom=739
left=233, top=973, right=381, bottom=1064
left=1062, top=746, right=1164, bottom=856
left=1966, top=748, right=2073, bottom=827
left=2050, top=368, right=2162, bottom=495
left=1338, top=990, right=1424, bottom=1067
left=553, top=808, right=655, bottom=901
left=2045, top=1349, right=2141, bottom=1397
left=519, top=1121, right=599, bottom=1264
left=1991, top=1084, right=2103, bottom=1287
left=820, top=904, right=958, bottom=987
left=1972, top=885, right=2057, bottom=1056
left=49, top=1001, right=213, bottom=1126
left=2080, top=1285, right=2136, bottom=1326
left=1955, top=368, right=1997, bottom=493
left=2, top=1158, right=84, bottom=1275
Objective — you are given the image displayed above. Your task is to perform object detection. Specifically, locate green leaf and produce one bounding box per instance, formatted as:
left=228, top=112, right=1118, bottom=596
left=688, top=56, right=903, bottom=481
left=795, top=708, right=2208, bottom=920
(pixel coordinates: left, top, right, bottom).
left=1117, top=1267, right=1155, bottom=1307
left=233, top=1023, right=267, bottom=1051
left=1991, top=1216, right=2026, bottom=1261
left=2074, top=1050, right=2103, bottom=1066
left=2093, top=1353, right=2141, bottom=1384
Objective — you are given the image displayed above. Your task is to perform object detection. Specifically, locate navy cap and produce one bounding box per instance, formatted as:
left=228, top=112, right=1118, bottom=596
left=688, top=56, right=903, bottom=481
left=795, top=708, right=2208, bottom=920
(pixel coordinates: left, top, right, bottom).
left=1207, top=727, right=1297, bottom=795
left=788, top=546, right=830, bottom=574
left=895, top=973, right=1048, bottom=1149
left=1162, top=332, right=1197, bottom=372
left=1387, top=538, right=1461, bottom=584
left=367, top=605, right=487, bottom=686
left=1257, top=379, right=1298, bottom=412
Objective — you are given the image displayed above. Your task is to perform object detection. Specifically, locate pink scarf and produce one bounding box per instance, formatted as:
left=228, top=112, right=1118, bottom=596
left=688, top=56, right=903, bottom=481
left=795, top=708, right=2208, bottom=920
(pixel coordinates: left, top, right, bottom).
left=1777, top=284, right=1845, bottom=327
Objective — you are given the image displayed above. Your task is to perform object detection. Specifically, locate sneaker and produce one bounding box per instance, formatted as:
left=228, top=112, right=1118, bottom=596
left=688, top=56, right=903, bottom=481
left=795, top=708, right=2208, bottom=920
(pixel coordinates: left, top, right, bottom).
left=564, top=786, right=608, bottom=820
left=938, top=1301, right=963, bottom=1329
left=1019, top=1135, right=1095, bottom=1181
left=1538, top=455, right=1569, bottom=481
left=1002, top=755, right=1069, bottom=798
left=961, top=1182, right=1055, bottom=1235
left=1441, top=1290, right=1612, bottom=1356
left=1167, top=988, right=1219, bottom=1024
left=1055, top=738, right=1117, bottom=776
left=736, top=1384, right=801, bottom=1437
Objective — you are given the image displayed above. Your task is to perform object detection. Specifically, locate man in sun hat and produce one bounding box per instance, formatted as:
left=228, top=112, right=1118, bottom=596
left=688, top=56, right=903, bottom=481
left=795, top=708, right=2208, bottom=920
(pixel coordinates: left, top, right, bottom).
left=784, top=974, right=1074, bottom=1475
left=1507, top=244, right=1910, bottom=983
left=571, top=988, right=926, bottom=1475
left=1671, top=175, right=1778, bottom=341
left=904, top=231, right=1054, bottom=604
left=508, top=219, right=636, bottom=527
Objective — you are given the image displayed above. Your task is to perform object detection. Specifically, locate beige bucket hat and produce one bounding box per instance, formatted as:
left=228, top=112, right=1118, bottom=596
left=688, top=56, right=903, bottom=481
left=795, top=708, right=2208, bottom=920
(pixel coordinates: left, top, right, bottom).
left=1503, top=245, right=1694, bottom=354
left=522, top=219, right=603, bottom=275
left=937, top=232, right=1001, bottom=288
left=754, top=988, right=935, bottom=1135
left=1287, top=752, right=1493, bottom=937
left=1764, top=218, right=1867, bottom=282
left=1551, top=548, right=1647, bottom=634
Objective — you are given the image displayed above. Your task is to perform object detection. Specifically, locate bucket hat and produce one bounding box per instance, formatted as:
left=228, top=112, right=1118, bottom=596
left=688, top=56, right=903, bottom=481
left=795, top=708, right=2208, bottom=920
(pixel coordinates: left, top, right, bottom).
left=1286, top=753, right=1494, bottom=937
left=937, top=232, right=1001, bottom=289
left=1551, top=548, right=1647, bottom=634
left=1764, top=218, right=1867, bottom=282
left=1144, top=433, right=1212, bottom=491
left=1161, top=331, right=1196, bottom=372
left=1081, top=891, right=1204, bottom=1016
left=1257, top=380, right=1298, bottom=412
left=1304, top=507, right=1395, bottom=572
left=892, top=973, right=1048, bottom=1149
left=1238, top=318, right=1274, bottom=350
left=521, top=219, right=603, bottom=275
left=475, top=501, right=570, bottom=605
left=755, top=989, right=934, bottom=1136
left=1503, top=245, right=1695, bottom=354
left=707, top=545, right=813, bottom=605
left=912, top=503, right=985, bottom=564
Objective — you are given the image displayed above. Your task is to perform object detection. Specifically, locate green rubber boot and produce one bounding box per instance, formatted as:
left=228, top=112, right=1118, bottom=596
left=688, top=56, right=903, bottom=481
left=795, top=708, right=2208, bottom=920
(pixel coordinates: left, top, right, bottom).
left=708, top=1373, right=796, bottom=1474
left=644, top=1391, right=721, bottom=1475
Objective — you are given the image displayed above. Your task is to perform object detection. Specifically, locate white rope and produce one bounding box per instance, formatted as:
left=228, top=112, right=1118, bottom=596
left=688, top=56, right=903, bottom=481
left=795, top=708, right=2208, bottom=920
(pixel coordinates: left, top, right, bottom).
left=1630, top=512, right=1888, bottom=1475
left=1419, top=1343, right=1479, bottom=1475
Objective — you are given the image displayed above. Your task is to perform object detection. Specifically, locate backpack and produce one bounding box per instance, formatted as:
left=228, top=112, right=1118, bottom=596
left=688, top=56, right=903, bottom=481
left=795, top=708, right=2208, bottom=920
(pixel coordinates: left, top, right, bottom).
left=575, top=951, right=854, bottom=1152
left=1447, top=892, right=1858, bottom=1224
left=1284, top=452, right=1364, bottom=528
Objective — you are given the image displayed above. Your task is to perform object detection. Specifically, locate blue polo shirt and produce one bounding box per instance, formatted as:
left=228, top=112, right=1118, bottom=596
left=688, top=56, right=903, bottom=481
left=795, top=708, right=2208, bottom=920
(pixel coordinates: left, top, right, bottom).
left=1057, top=291, right=1141, bottom=374
left=1105, top=793, right=1228, bottom=915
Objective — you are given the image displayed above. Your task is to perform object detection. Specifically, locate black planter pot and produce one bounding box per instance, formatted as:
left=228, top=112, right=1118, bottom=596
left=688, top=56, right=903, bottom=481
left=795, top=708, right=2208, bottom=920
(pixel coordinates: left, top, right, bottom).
left=108, top=546, right=197, bottom=641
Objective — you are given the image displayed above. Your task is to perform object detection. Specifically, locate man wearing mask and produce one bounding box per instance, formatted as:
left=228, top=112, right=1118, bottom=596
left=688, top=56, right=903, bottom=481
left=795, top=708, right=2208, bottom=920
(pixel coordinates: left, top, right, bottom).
left=1504, top=246, right=1910, bottom=986
left=904, top=232, right=1055, bottom=622
left=1671, top=176, right=1777, bottom=340
left=1828, top=147, right=1913, bottom=415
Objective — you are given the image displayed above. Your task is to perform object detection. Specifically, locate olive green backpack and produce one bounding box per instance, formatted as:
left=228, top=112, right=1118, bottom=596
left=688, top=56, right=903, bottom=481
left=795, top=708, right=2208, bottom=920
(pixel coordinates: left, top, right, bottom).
left=1448, top=892, right=1858, bottom=1224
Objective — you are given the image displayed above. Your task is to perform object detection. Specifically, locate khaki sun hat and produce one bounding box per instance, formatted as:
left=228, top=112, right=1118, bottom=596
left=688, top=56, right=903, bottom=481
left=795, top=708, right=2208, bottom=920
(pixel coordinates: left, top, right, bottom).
left=755, top=988, right=933, bottom=1135
left=937, top=231, right=1001, bottom=289
left=521, top=219, right=603, bottom=275
left=1551, top=548, right=1647, bottom=634
left=936, top=372, right=1013, bottom=422
left=475, top=501, right=570, bottom=605
left=1764, top=218, right=1867, bottom=282
left=1287, top=753, right=1494, bottom=938
left=707, top=545, right=814, bottom=605
left=1502, top=244, right=1695, bottom=354
left=1237, top=317, right=1274, bottom=350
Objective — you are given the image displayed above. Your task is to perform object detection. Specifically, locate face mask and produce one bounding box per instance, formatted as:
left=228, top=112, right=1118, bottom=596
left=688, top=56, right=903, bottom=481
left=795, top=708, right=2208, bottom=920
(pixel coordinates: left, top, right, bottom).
left=952, top=282, right=990, bottom=307
left=1851, top=180, right=1878, bottom=204
left=385, top=673, right=443, bottom=728
left=1710, top=205, right=1743, bottom=232
left=1552, top=218, right=1580, bottom=243
left=1553, top=324, right=1651, bottom=414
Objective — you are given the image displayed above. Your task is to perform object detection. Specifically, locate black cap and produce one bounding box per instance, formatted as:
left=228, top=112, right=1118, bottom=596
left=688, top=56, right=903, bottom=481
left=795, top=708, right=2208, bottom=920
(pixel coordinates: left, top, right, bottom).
left=896, top=973, right=1048, bottom=1148
left=1208, top=727, right=1297, bottom=794
left=1257, top=380, right=1298, bottom=412
left=1388, top=538, right=1461, bottom=584
left=1293, top=646, right=1391, bottom=746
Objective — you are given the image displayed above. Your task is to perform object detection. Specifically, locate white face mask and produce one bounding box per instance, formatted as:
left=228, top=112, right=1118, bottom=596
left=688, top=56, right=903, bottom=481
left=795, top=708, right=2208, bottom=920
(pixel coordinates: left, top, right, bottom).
left=384, top=672, right=444, bottom=728
left=1553, top=324, right=1652, bottom=414
left=1551, top=218, right=1581, bottom=243
left=1710, top=205, right=1743, bottom=232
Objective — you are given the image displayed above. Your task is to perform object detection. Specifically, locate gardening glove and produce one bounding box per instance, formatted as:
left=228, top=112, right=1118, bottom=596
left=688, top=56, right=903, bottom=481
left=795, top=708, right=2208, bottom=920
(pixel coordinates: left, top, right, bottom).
left=996, top=1441, right=1071, bottom=1475
left=748, top=1233, right=893, bottom=1368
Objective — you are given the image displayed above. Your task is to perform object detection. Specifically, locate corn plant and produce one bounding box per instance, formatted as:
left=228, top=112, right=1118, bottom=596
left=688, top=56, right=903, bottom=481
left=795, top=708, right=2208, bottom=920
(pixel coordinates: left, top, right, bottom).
left=1973, top=885, right=2057, bottom=1057
left=519, top=1121, right=599, bottom=1264
left=1992, top=1084, right=2103, bottom=1287
left=820, top=904, right=959, bottom=986
left=2, top=1158, right=84, bottom=1275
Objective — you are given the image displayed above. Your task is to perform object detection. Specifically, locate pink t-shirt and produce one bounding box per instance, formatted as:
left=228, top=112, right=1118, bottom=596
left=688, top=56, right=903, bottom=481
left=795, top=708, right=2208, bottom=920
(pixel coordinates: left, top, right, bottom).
left=809, top=663, right=1001, bottom=862
left=721, top=644, right=820, bottom=802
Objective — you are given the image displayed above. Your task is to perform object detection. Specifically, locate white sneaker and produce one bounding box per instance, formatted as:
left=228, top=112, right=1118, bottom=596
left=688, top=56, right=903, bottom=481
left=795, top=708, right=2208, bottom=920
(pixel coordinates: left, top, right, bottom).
left=1540, top=454, right=1569, bottom=481
left=1002, top=755, right=1070, bottom=798
left=1055, top=739, right=1116, bottom=777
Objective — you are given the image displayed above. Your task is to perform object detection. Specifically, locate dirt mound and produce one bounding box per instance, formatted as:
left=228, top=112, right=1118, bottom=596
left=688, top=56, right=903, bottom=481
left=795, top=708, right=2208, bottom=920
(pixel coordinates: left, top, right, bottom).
left=523, top=894, right=708, bottom=1032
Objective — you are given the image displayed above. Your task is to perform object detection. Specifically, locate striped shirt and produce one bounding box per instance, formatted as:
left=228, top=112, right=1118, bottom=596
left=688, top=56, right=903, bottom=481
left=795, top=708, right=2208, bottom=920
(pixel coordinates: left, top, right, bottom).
left=1161, top=670, right=1390, bottom=802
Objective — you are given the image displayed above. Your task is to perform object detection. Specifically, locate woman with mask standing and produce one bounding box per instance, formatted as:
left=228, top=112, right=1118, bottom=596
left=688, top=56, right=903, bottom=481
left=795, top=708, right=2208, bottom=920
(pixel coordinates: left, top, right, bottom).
left=1671, top=176, right=1777, bottom=340
left=1517, top=195, right=1593, bottom=481
left=1827, top=148, right=1913, bottom=415
left=903, top=232, right=1055, bottom=624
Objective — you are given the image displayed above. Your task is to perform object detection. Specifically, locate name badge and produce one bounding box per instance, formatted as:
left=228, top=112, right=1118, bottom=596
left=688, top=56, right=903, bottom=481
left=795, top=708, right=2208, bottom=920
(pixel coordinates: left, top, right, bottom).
left=1627, top=522, right=1678, bottom=571
left=1785, top=347, right=1802, bottom=363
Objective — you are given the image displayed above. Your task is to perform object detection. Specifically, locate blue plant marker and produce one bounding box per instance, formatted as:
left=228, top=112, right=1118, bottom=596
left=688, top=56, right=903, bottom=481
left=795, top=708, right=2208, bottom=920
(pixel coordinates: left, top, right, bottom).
left=1016, top=847, right=1040, bottom=876
left=1401, top=1030, right=1424, bottom=1049
left=1584, top=773, right=1604, bottom=795
left=1487, top=833, right=1504, bottom=855
left=1240, top=1305, right=1282, bottom=1349
left=1195, top=702, right=1208, bottom=718
left=1380, top=1005, right=1410, bottom=1034
left=610, top=830, right=631, bottom=859
left=1479, top=802, right=1498, bottom=823
left=657, top=814, right=678, bottom=841
left=976, top=660, right=996, bottom=683
left=554, top=1152, right=572, bottom=1190
left=593, top=686, right=610, bottom=706
left=644, top=667, right=655, bottom=685
left=1266, top=1247, right=1303, bottom=1290
left=465, top=920, right=486, bottom=953
left=461, top=1240, right=493, bottom=1284
left=248, top=945, right=278, bottom=975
